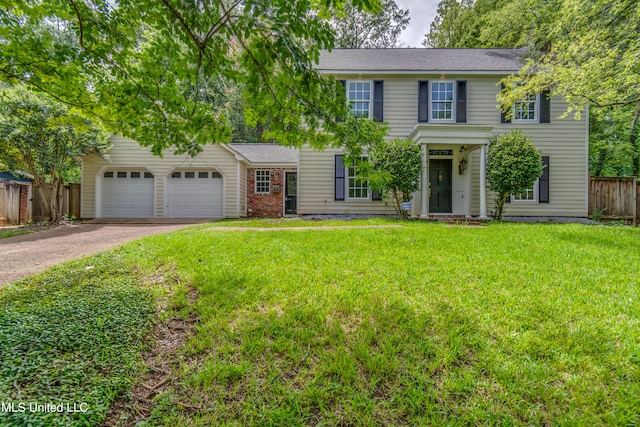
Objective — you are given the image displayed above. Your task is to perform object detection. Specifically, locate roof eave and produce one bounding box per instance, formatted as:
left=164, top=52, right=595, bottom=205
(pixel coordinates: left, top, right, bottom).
left=317, top=69, right=520, bottom=75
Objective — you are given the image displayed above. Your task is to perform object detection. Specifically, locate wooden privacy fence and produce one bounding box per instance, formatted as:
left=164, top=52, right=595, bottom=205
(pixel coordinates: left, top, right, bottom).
left=0, top=180, right=31, bottom=225
left=589, top=177, right=639, bottom=226
left=32, top=183, right=81, bottom=221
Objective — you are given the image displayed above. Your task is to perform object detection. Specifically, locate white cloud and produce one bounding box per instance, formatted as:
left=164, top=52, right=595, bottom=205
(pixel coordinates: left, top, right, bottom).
left=394, top=0, right=440, bottom=47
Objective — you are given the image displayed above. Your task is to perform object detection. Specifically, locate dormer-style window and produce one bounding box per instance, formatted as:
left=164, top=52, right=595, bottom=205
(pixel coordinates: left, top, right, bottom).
left=430, top=81, right=455, bottom=121
left=347, top=81, right=372, bottom=118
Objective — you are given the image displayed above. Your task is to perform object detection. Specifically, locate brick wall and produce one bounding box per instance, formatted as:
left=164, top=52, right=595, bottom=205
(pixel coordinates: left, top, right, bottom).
left=18, top=184, right=29, bottom=225
left=247, top=168, right=296, bottom=218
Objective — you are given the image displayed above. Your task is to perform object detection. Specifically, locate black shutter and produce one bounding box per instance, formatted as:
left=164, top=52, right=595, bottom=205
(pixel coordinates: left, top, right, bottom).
left=372, top=189, right=383, bottom=201
left=539, top=156, right=550, bottom=203
left=456, top=80, right=467, bottom=123
left=373, top=80, right=384, bottom=122
left=500, top=83, right=511, bottom=124
left=505, top=195, right=511, bottom=203
left=418, top=80, right=429, bottom=122
left=337, top=80, right=347, bottom=122
left=540, top=90, right=551, bottom=123
left=335, top=155, right=345, bottom=201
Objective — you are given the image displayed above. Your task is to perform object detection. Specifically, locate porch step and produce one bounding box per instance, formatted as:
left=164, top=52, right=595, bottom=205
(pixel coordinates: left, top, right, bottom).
left=424, top=214, right=467, bottom=222
left=423, top=215, right=487, bottom=226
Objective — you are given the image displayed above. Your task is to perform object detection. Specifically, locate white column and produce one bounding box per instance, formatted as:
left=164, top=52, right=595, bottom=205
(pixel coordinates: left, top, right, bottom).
left=421, top=144, right=428, bottom=218
left=479, top=144, right=488, bottom=219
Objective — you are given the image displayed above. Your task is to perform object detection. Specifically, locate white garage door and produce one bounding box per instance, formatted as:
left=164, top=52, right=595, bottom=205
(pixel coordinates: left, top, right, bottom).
left=167, top=170, right=223, bottom=218
left=101, top=170, right=154, bottom=218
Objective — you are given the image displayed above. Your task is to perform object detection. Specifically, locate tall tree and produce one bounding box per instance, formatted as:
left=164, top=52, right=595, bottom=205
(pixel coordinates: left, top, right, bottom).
left=499, top=0, right=640, bottom=175
left=0, top=85, right=109, bottom=222
left=0, top=0, right=384, bottom=156
left=330, top=0, right=410, bottom=48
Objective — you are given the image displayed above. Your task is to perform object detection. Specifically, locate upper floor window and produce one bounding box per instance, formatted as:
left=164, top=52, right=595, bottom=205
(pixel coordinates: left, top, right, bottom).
left=430, top=81, right=455, bottom=121
left=347, top=156, right=369, bottom=200
left=347, top=81, right=371, bottom=118
left=255, top=170, right=270, bottom=194
left=514, top=94, right=539, bottom=122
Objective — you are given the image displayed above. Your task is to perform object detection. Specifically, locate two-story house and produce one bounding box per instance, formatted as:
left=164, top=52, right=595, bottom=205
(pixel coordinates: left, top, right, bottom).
left=298, top=48, right=588, bottom=218
left=80, top=48, right=588, bottom=220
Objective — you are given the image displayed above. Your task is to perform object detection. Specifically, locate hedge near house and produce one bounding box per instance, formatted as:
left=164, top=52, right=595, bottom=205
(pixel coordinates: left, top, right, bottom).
left=487, top=129, right=543, bottom=221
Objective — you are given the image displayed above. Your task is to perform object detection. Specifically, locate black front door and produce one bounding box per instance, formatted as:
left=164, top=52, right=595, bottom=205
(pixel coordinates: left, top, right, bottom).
left=429, top=159, right=452, bottom=213
left=284, top=172, right=297, bottom=214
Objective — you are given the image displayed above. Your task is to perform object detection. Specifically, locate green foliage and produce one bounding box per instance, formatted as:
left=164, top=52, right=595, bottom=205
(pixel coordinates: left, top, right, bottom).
left=0, top=0, right=385, bottom=155
left=487, top=129, right=543, bottom=220
left=334, top=115, right=389, bottom=162
left=369, top=138, right=422, bottom=219
left=0, top=253, right=154, bottom=427
left=0, top=85, right=109, bottom=221
left=330, top=0, right=410, bottom=48
left=589, top=105, right=638, bottom=176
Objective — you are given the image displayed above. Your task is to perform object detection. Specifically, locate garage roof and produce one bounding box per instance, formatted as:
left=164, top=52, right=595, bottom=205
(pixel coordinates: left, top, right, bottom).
left=228, top=144, right=298, bottom=165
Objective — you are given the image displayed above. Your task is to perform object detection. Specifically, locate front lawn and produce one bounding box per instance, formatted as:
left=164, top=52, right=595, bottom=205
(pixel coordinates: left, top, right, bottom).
left=2, top=220, right=639, bottom=425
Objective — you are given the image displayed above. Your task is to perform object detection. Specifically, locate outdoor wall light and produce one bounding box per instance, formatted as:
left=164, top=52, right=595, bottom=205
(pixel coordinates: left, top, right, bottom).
left=458, top=159, right=467, bottom=175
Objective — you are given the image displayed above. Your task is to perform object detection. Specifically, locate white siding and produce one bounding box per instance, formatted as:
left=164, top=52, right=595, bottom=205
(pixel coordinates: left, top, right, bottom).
left=81, top=136, right=242, bottom=218
left=297, top=146, right=396, bottom=215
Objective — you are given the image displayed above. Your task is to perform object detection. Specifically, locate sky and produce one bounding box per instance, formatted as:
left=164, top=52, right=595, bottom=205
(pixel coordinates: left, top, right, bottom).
left=394, top=0, right=440, bottom=47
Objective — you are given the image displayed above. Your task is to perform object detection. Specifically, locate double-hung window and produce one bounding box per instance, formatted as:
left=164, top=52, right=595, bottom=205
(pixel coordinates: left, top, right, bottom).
left=255, top=170, right=270, bottom=194
left=347, top=157, right=369, bottom=200
left=430, top=81, right=455, bottom=121
left=514, top=94, right=539, bottom=122
left=347, top=81, right=371, bottom=118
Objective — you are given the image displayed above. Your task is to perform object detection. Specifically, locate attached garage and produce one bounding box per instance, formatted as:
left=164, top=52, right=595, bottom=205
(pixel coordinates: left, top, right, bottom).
left=101, top=170, right=154, bottom=218
left=166, top=170, right=223, bottom=218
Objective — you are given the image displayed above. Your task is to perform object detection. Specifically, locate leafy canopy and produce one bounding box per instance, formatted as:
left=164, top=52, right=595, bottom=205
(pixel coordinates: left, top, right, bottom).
left=486, top=129, right=542, bottom=220
left=330, top=0, right=410, bottom=48
left=0, top=0, right=384, bottom=155
left=0, top=84, right=109, bottom=220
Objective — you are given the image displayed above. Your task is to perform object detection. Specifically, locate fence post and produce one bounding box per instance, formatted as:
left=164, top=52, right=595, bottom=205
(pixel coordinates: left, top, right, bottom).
left=634, top=176, right=638, bottom=227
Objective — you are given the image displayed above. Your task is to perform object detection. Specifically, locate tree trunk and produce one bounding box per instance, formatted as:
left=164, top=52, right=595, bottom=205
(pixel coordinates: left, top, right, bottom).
left=392, top=188, right=406, bottom=220
left=630, top=101, right=640, bottom=177
left=49, top=179, right=63, bottom=222
left=494, top=192, right=509, bottom=221
left=36, top=180, right=64, bottom=222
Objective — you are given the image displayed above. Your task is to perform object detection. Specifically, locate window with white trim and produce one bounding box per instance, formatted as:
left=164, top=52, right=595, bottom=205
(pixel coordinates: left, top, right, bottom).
left=514, top=94, right=538, bottom=122
left=347, top=157, right=369, bottom=200
left=512, top=179, right=539, bottom=203
left=255, top=170, right=270, bottom=194
left=347, top=81, right=371, bottom=118
left=430, top=81, right=454, bottom=121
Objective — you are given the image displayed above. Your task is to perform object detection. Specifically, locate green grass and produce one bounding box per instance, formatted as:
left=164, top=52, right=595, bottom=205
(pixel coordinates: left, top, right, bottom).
left=0, top=253, right=155, bottom=426
left=2, top=219, right=640, bottom=426
left=117, top=219, right=640, bottom=426
left=0, top=229, right=31, bottom=239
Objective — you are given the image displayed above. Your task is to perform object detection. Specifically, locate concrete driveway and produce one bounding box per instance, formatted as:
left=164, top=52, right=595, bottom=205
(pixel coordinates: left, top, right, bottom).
left=0, top=221, right=205, bottom=286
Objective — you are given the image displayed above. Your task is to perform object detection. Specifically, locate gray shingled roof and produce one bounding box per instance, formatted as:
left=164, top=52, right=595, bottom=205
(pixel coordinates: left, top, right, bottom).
left=317, top=48, right=526, bottom=72
left=228, top=144, right=298, bottom=164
